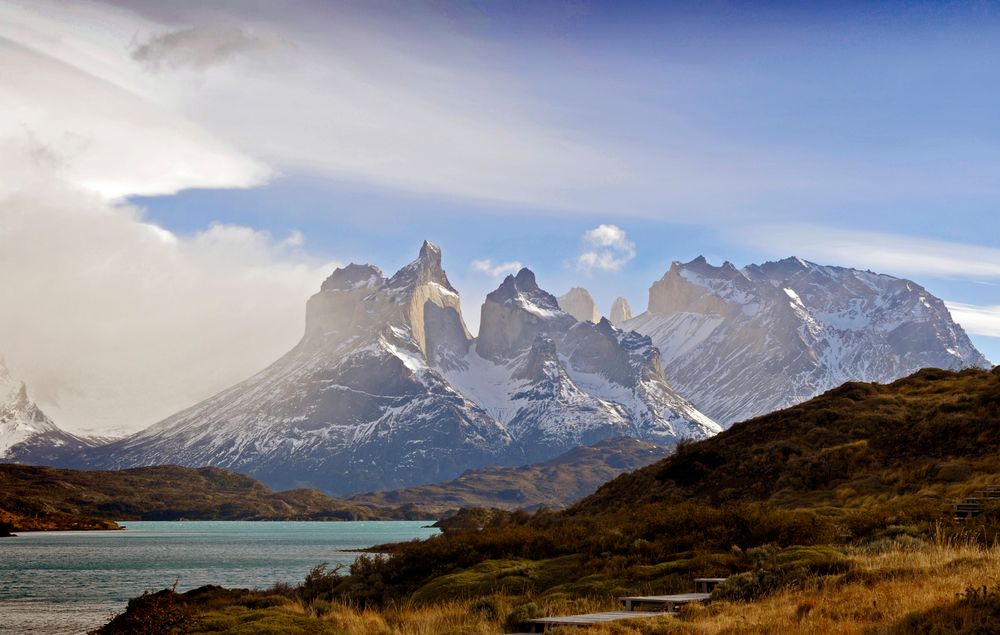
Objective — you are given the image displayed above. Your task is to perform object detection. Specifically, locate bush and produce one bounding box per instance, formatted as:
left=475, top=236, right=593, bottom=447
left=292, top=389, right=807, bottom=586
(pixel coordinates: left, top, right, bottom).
left=299, top=563, right=342, bottom=604
left=504, top=602, right=542, bottom=631
left=712, top=545, right=853, bottom=602
left=468, top=597, right=501, bottom=621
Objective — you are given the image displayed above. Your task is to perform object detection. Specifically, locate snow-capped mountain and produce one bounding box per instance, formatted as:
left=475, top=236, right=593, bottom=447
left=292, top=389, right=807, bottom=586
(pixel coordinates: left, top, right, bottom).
left=83, top=242, right=513, bottom=493
left=445, top=269, right=719, bottom=462
left=80, top=243, right=715, bottom=494
left=0, top=361, right=92, bottom=462
left=624, top=256, right=990, bottom=426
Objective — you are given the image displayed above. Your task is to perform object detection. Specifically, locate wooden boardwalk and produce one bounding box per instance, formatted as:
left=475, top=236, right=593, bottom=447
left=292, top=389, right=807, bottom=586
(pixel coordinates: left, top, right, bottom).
left=953, top=485, right=1000, bottom=519
left=510, top=578, right=726, bottom=632
left=618, top=592, right=710, bottom=611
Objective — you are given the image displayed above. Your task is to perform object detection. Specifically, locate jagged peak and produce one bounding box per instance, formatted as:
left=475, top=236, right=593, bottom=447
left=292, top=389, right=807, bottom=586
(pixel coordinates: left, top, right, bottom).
left=388, top=241, right=458, bottom=293
left=493, top=267, right=540, bottom=297
left=320, top=263, right=385, bottom=292
left=514, top=267, right=539, bottom=290
left=594, top=316, right=616, bottom=333
left=660, top=255, right=750, bottom=285
left=11, top=381, right=30, bottom=409
left=419, top=239, right=442, bottom=262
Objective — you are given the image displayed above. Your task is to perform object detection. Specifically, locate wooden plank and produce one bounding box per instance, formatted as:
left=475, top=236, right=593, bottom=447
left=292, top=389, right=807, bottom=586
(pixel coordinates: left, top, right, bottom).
left=529, top=611, right=664, bottom=626
left=619, top=593, right=711, bottom=611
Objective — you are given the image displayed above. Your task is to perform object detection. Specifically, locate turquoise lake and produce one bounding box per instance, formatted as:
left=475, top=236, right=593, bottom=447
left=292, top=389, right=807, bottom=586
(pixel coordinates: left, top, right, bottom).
left=0, top=520, right=439, bottom=635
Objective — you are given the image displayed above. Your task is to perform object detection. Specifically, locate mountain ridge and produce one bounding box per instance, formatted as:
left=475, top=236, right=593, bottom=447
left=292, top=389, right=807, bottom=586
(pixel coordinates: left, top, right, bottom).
left=625, top=254, right=988, bottom=425
left=44, top=243, right=716, bottom=494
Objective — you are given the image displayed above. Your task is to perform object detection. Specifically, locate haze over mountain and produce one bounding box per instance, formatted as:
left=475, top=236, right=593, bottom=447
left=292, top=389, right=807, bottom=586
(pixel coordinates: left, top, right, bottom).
left=624, top=256, right=989, bottom=425
left=0, top=361, right=92, bottom=462
left=50, top=243, right=716, bottom=494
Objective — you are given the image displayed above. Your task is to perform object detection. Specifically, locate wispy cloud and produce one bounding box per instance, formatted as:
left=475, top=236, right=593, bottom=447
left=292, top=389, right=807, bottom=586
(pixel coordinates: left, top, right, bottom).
left=0, top=38, right=270, bottom=199
left=576, top=224, right=636, bottom=273
left=946, top=302, right=1000, bottom=338
left=735, top=225, right=1000, bottom=280
left=0, top=0, right=627, bottom=208
left=472, top=259, right=523, bottom=277
left=131, top=25, right=287, bottom=71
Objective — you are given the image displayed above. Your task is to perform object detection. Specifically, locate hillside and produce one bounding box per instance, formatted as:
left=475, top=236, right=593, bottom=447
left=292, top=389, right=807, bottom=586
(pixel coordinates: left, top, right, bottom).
left=349, top=437, right=671, bottom=514
left=576, top=365, right=1000, bottom=516
left=0, top=464, right=413, bottom=530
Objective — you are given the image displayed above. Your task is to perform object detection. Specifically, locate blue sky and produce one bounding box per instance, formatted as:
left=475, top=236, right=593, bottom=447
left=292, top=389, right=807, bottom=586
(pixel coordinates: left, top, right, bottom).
left=2, top=0, right=999, bottom=431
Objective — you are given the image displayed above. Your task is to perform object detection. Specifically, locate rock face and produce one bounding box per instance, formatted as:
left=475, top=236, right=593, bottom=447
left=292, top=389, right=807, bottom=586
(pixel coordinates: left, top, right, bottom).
left=80, top=243, right=716, bottom=494
left=624, top=256, right=990, bottom=426
left=557, top=287, right=600, bottom=323
left=610, top=297, right=633, bottom=325
left=0, top=362, right=92, bottom=462
left=85, top=242, right=513, bottom=494
left=446, top=268, right=719, bottom=463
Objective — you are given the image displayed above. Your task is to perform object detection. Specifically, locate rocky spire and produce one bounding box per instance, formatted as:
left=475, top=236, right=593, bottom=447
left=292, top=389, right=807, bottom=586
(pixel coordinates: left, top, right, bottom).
left=388, top=239, right=457, bottom=293
left=610, top=297, right=633, bottom=325
left=557, top=287, right=599, bottom=323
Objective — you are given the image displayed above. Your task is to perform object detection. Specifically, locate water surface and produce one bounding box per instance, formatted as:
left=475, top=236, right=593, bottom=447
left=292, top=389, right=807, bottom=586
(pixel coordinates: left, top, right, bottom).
left=0, top=520, right=438, bottom=635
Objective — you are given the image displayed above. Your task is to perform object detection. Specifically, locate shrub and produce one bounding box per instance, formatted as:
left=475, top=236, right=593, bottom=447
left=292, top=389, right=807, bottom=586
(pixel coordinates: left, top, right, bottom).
left=468, top=597, right=501, bottom=621
left=299, top=563, right=342, bottom=604
left=503, top=602, right=542, bottom=631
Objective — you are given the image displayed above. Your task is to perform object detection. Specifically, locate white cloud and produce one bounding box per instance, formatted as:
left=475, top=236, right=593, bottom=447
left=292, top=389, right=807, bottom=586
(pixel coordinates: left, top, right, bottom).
left=0, top=0, right=629, bottom=208
left=576, top=224, right=636, bottom=272
left=735, top=225, right=1000, bottom=280
left=472, top=259, right=523, bottom=277
left=946, top=302, right=1000, bottom=338
left=0, top=174, right=333, bottom=434
left=0, top=37, right=270, bottom=199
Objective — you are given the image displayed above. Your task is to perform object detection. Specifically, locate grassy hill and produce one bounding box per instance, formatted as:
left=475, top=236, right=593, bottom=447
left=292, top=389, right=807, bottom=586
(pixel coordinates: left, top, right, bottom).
left=349, top=437, right=671, bottom=515
left=92, top=367, right=1000, bottom=633
left=0, top=464, right=412, bottom=531
left=577, top=366, right=1000, bottom=517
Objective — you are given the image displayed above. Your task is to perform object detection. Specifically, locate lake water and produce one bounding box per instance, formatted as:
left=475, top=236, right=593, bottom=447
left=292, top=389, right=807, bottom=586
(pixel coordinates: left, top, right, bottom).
left=0, top=520, right=439, bottom=635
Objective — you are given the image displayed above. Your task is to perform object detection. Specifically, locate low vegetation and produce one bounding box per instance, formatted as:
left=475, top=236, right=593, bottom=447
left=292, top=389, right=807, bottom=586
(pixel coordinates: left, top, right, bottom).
left=92, top=539, right=1000, bottom=634
left=0, top=464, right=415, bottom=530
left=97, top=366, right=1000, bottom=632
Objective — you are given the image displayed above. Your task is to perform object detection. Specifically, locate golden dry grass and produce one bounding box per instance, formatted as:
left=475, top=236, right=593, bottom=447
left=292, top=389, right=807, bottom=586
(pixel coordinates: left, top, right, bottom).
left=317, top=540, right=1000, bottom=634
left=534, top=539, right=1000, bottom=635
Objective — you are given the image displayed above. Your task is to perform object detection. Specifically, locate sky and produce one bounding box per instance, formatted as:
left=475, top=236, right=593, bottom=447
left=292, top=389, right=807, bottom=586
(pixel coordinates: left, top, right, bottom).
left=1, top=0, right=999, bottom=435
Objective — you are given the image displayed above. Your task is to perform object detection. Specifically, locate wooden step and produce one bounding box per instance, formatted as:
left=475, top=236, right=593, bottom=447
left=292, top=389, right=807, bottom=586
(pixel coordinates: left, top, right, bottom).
left=619, top=593, right=711, bottom=611
left=525, top=611, right=665, bottom=631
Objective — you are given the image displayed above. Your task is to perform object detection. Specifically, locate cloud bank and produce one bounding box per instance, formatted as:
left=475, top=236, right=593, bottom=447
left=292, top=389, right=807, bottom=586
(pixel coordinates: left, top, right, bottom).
left=946, top=303, right=1000, bottom=339
left=0, top=156, right=332, bottom=434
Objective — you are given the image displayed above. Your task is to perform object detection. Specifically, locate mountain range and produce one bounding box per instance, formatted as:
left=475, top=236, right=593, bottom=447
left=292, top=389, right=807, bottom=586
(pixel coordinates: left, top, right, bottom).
left=623, top=256, right=988, bottom=424
left=2, top=244, right=987, bottom=496
left=31, top=242, right=715, bottom=494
